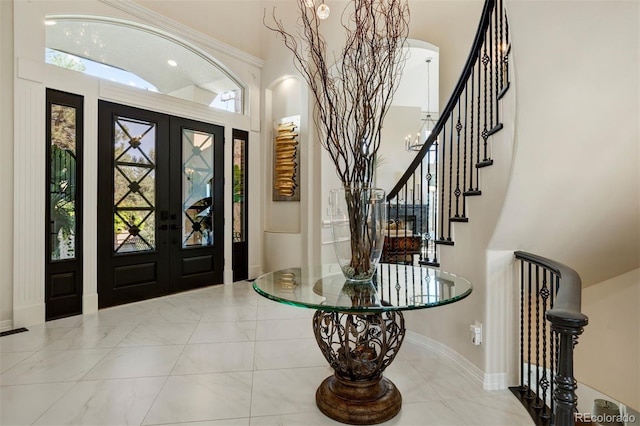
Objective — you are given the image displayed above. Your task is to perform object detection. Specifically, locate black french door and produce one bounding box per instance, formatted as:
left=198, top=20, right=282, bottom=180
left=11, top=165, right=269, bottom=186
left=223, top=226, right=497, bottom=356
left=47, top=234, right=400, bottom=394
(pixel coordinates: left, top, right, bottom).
left=97, top=101, right=224, bottom=308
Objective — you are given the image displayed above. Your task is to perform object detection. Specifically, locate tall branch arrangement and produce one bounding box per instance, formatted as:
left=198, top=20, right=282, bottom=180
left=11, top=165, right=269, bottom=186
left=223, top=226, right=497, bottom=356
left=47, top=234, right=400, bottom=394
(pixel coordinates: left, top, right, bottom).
left=266, top=0, right=410, bottom=188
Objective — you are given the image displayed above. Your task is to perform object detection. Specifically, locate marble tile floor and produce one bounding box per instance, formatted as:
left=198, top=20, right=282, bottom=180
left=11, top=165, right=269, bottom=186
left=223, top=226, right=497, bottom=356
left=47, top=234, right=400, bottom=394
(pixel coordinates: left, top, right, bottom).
left=0, top=281, right=534, bottom=426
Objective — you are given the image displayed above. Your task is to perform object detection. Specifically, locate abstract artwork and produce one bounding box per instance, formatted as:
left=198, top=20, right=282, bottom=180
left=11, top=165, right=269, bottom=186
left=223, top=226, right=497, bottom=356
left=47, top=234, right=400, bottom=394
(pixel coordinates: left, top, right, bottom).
left=273, top=116, right=300, bottom=201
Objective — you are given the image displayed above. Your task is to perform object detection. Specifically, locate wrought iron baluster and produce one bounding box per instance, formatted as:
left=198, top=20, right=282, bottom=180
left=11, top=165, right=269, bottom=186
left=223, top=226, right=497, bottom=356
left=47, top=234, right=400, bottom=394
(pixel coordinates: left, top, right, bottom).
left=440, top=124, right=447, bottom=242
left=462, top=82, right=468, bottom=214
left=499, top=0, right=504, bottom=92
left=393, top=197, right=400, bottom=242
left=468, top=67, right=475, bottom=193
left=519, top=259, right=526, bottom=393
left=434, top=142, right=439, bottom=257
left=447, top=114, right=454, bottom=239
left=481, top=34, right=490, bottom=163
left=539, top=269, right=550, bottom=417
left=551, top=273, right=558, bottom=420
left=454, top=101, right=462, bottom=219
left=419, top=162, right=424, bottom=262
left=489, top=9, right=494, bottom=130
left=425, top=150, right=433, bottom=263
left=535, top=265, right=541, bottom=408
left=526, top=261, right=533, bottom=399
left=504, top=12, right=510, bottom=91
left=476, top=57, right=482, bottom=182
left=404, top=262, right=410, bottom=303
left=494, top=1, right=500, bottom=124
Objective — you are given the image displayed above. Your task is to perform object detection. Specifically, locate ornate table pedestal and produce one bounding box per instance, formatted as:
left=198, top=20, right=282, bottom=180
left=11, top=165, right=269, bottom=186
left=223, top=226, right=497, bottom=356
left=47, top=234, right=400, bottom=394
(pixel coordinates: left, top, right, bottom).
left=312, top=310, right=405, bottom=425
left=252, top=265, right=472, bottom=426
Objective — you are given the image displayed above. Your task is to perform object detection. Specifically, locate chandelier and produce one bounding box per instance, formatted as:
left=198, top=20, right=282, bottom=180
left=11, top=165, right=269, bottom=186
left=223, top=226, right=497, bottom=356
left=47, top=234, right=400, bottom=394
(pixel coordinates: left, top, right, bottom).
left=405, top=58, right=436, bottom=152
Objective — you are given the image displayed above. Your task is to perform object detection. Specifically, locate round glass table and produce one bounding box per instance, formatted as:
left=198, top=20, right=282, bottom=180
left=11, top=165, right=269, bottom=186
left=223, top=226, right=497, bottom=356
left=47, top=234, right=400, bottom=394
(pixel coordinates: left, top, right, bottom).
left=253, top=263, right=472, bottom=425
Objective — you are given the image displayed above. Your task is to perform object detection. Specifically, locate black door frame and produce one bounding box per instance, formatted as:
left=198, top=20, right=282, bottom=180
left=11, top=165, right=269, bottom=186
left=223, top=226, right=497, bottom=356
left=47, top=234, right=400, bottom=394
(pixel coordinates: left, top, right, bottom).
left=232, top=129, right=249, bottom=282
left=45, top=89, right=84, bottom=321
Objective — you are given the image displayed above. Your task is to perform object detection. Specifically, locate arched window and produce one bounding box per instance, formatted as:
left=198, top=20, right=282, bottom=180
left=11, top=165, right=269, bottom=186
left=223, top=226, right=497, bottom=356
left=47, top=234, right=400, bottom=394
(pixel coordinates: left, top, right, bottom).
left=45, top=17, right=245, bottom=113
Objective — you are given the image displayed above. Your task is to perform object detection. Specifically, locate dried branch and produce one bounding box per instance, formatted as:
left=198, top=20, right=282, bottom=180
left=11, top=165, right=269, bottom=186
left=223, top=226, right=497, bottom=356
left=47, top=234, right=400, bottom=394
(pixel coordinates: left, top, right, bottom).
left=265, top=0, right=410, bottom=188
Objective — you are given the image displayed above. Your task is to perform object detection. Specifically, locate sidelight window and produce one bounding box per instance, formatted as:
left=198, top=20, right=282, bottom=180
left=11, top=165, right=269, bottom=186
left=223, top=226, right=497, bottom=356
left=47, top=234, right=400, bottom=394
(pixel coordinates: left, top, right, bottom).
left=49, top=104, right=79, bottom=260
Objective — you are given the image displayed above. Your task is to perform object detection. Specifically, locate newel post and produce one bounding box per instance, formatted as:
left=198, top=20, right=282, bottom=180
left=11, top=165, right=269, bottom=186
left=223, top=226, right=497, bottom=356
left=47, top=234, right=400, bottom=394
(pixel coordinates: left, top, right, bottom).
left=546, top=311, right=589, bottom=426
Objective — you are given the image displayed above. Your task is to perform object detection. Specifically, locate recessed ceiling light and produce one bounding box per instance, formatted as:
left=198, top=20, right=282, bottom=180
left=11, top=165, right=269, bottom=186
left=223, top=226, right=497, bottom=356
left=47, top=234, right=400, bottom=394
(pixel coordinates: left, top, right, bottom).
left=167, top=60, right=178, bottom=67
left=44, top=20, right=57, bottom=26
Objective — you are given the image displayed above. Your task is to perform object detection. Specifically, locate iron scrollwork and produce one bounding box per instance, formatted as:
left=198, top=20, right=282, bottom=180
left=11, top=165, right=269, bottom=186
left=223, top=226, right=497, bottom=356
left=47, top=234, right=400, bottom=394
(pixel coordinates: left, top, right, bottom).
left=312, top=310, right=405, bottom=382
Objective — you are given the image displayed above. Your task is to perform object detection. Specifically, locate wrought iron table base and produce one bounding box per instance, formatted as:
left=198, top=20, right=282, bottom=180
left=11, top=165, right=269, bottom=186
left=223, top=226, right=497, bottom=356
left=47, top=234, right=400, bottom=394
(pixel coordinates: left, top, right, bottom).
left=312, top=310, right=406, bottom=425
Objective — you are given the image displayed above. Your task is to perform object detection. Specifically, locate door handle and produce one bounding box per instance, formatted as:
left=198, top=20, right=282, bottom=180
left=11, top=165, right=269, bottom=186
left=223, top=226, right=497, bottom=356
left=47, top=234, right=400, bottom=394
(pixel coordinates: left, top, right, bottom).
left=170, top=224, right=182, bottom=230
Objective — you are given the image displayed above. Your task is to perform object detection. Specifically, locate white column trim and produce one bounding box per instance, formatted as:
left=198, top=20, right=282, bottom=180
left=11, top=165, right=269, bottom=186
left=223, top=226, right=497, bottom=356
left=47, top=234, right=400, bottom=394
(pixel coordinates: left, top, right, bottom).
left=0, top=320, right=14, bottom=333
left=13, top=73, right=46, bottom=327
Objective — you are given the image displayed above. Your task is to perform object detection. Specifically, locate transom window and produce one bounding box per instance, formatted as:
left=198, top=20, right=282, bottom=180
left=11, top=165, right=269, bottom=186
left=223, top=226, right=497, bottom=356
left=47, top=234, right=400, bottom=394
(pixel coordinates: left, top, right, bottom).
left=45, top=17, right=244, bottom=113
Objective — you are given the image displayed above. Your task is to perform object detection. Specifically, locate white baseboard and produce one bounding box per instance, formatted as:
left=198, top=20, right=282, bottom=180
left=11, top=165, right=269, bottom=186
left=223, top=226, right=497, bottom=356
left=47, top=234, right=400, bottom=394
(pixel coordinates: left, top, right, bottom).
left=405, top=330, right=485, bottom=386
left=483, top=372, right=509, bottom=390
left=0, top=319, right=14, bottom=333
left=224, top=270, right=234, bottom=285
left=83, top=293, right=98, bottom=315
left=13, top=303, right=45, bottom=328
left=249, top=265, right=262, bottom=280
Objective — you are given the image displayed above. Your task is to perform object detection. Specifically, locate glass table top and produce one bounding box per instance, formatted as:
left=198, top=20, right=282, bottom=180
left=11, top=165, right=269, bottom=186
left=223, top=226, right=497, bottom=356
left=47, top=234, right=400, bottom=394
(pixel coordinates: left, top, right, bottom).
left=253, top=264, right=472, bottom=313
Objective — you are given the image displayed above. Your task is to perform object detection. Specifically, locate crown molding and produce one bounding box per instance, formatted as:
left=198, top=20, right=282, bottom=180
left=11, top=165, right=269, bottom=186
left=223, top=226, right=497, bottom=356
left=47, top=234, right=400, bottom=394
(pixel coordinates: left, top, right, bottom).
left=99, top=0, right=264, bottom=69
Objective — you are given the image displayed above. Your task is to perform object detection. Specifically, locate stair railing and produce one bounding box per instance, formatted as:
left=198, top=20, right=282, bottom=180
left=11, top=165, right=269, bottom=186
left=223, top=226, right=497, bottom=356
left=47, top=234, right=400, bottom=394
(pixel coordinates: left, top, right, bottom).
left=510, top=251, right=589, bottom=426
left=384, top=0, right=510, bottom=266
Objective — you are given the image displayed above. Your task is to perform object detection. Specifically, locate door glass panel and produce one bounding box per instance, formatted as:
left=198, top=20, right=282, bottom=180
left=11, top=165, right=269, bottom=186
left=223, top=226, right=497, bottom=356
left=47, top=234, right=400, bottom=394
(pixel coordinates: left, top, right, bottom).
left=233, top=137, right=246, bottom=243
left=50, top=104, right=77, bottom=261
left=182, top=129, right=214, bottom=248
left=113, top=116, right=156, bottom=253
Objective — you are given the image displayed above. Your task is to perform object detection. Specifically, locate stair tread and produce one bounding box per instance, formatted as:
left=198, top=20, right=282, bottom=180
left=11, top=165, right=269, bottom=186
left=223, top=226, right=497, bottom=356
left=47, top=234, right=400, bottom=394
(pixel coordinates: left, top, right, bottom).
left=476, top=159, right=494, bottom=168
left=450, top=216, right=469, bottom=222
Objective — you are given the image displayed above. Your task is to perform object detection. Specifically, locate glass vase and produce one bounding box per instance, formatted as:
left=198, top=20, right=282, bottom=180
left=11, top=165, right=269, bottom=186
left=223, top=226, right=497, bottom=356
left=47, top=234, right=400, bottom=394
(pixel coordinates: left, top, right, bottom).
left=329, top=187, right=386, bottom=282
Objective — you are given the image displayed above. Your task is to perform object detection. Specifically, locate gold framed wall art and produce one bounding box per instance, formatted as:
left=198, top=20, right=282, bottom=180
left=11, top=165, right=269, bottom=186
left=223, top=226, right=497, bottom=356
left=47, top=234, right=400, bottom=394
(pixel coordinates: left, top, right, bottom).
left=273, top=116, right=300, bottom=201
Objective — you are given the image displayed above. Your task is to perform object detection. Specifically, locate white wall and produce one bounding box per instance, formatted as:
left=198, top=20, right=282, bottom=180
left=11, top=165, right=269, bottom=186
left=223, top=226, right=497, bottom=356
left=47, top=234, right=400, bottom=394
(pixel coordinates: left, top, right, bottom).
left=0, top=0, right=14, bottom=330
left=483, top=0, right=640, bottom=397
left=576, top=268, right=640, bottom=410
left=263, top=76, right=304, bottom=271
left=266, top=77, right=301, bottom=234
left=492, top=1, right=640, bottom=287
left=132, top=0, right=264, bottom=59
left=376, top=105, right=423, bottom=193
left=408, top=1, right=483, bottom=112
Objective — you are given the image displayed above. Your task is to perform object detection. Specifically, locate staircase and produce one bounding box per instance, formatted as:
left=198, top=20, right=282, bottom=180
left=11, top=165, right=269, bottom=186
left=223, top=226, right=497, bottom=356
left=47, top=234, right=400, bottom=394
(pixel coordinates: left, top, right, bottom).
left=385, top=0, right=510, bottom=267
left=383, top=1, right=589, bottom=425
